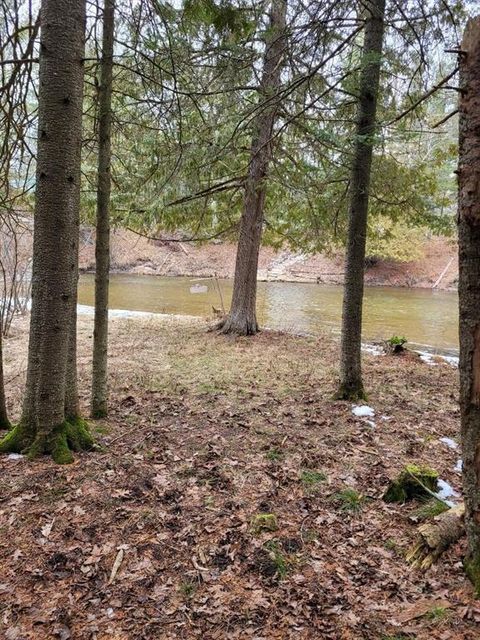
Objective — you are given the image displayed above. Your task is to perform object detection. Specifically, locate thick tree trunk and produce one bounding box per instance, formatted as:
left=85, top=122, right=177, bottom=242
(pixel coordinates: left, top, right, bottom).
left=0, top=332, right=9, bottom=429
left=91, top=0, right=114, bottom=418
left=337, top=0, right=386, bottom=400
left=218, top=0, right=287, bottom=336
left=0, top=0, right=93, bottom=463
left=457, top=15, right=480, bottom=595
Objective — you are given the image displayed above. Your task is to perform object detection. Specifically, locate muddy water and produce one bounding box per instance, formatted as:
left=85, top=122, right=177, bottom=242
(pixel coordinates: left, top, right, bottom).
left=78, top=273, right=459, bottom=354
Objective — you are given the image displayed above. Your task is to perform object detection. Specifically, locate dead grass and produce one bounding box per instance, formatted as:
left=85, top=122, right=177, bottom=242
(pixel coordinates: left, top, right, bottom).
left=0, top=314, right=478, bottom=640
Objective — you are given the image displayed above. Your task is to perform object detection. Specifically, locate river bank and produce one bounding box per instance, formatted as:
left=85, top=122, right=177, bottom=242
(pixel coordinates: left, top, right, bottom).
left=79, top=229, right=459, bottom=290
left=0, top=314, right=477, bottom=639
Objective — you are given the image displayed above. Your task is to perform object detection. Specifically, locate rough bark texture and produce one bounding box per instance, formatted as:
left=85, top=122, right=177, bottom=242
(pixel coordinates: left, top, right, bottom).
left=91, top=0, right=114, bottom=418
left=337, top=0, right=386, bottom=400
left=407, top=504, right=465, bottom=570
left=458, top=16, right=480, bottom=596
left=0, top=0, right=93, bottom=463
left=218, top=0, right=286, bottom=336
left=0, top=332, right=9, bottom=429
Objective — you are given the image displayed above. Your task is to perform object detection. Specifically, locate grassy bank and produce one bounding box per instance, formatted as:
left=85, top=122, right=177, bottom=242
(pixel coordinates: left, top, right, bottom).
left=0, top=315, right=476, bottom=639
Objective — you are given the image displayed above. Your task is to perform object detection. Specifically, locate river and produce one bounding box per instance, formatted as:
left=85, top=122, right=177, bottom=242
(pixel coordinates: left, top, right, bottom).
left=78, top=273, right=459, bottom=355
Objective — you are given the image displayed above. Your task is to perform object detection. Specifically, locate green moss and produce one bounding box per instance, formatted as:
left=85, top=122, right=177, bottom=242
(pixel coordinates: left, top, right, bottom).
left=251, top=513, right=278, bottom=534
left=383, top=464, right=439, bottom=503
left=464, top=552, right=480, bottom=598
left=412, top=498, right=450, bottom=521
left=26, top=419, right=94, bottom=465
left=0, top=422, right=32, bottom=454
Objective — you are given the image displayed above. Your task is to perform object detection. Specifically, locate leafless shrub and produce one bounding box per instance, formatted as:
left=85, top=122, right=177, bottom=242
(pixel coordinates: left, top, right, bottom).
left=0, top=214, right=32, bottom=336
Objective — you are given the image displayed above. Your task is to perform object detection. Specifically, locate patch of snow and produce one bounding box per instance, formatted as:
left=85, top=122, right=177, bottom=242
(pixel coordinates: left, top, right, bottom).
left=454, top=459, right=463, bottom=473
left=76, top=304, right=195, bottom=321
left=420, top=353, right=438, bottom=366
left=7, top=453, right=24, bottom=460
left=361, top=343, right=384, bottom=356
left=435, top=479, right=460, bottom=507
left=443, top=355, right=459, bottom=367
left=439, top=437, right=458, bottom=450
left=417, top=349, right=458, bottom=368
left=366, top=420, right=376, bottom=428
left=352, top=405, right=375, bottom=418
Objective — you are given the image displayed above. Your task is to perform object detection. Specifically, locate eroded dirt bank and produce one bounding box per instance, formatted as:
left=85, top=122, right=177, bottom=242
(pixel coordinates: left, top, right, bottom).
left=0, top=315, right=478, bottom=639
left=79, top=229, right=459, bottom=289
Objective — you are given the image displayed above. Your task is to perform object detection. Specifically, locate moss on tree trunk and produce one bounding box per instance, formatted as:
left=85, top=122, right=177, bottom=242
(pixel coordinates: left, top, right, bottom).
left=0, top=418, right=94, bottom=464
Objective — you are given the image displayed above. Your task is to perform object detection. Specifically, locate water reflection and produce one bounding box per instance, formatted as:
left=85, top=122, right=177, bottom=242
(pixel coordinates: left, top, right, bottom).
left=78, top=273, right=459, bottom=354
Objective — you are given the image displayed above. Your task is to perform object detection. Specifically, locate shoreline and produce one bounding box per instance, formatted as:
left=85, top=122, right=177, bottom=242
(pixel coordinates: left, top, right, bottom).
left=79, top=267, right=459, bottom=292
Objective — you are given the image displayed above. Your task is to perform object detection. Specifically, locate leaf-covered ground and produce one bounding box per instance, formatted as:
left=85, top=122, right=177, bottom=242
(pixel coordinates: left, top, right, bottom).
left=1, top=315, right=479, bottom=639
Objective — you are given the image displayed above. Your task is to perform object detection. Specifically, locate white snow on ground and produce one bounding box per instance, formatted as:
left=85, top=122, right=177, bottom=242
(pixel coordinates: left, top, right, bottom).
left=76, top=304, right=194, bottom=321
left=435, top=479, right=461, bottom=507
left=361, top=343, right=384, bottom=356
left=439, top=437, right=459, bottom=450
left=420, top=353, right=438, bottom=366
left=361, top=341, right=459, bottom=367
left=351, top=405, right=376, bottom=427
left=352, top=405, right=375, bottom=418
left=7, top=453, right=23, bottom=460
left=417, top=350, right=458, bottom=367
left=454, top=459, right=463, bottom=473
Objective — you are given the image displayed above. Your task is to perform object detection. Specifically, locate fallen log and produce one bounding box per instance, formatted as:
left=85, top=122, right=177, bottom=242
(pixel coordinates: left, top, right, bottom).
left=406, top=503, right=465, bottom=569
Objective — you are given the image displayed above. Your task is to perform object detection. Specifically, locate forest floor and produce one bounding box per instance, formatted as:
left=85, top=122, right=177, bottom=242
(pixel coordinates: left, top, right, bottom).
left=78, top=230, right=459, bottom=290
left=1, top=314, right=479, bottom=639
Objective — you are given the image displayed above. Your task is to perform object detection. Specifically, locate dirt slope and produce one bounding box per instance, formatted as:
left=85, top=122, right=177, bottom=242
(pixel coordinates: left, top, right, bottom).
left=79, top=229, right=458, bottom=289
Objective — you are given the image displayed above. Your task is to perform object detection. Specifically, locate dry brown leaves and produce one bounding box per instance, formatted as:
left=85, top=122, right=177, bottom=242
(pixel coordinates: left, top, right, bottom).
left=0, top=316, right=477, bottom=639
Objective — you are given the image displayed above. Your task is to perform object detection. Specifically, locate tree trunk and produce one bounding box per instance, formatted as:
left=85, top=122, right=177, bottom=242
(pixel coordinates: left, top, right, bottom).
left=0, top=0, right=93, bottom=463
left=337, top=0, right=386, bottom=400
left=0, top=332, right=9, bottom=429
left=218, top=0, right=287, bottom=336
left=64, top=197, right=80, bottom=422
left=91, top=0, right=114, bottom=418
left=457, top=15, right=480, bottom=595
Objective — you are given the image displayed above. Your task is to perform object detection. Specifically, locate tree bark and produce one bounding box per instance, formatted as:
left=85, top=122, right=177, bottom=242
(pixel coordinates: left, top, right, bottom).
left=457, top=15, right=480, bottom=595
left=407, top=504, right=465, bottom=570
left=0, top=332, right=9, bottom=429
left=91, top=0, right=114, bottom=418
left=0, top=0, right=93, bottom=463
left=337, top=0, right=386, bottom=400
left=218, top=0, right=287, bottom=336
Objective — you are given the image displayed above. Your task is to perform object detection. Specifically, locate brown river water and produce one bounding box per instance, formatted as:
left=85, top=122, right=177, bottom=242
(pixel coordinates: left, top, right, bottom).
left=78, top=273, right=459, bottom=355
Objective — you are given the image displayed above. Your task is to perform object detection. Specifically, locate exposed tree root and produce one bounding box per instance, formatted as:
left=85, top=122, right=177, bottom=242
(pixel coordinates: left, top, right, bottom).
left=215, top=315, right=259, bottom=336
left=406, top=504, right=465, bottom=570
left=0, top=422, right=33, bottom=454
left=0, top=417, right=94, bottom=464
